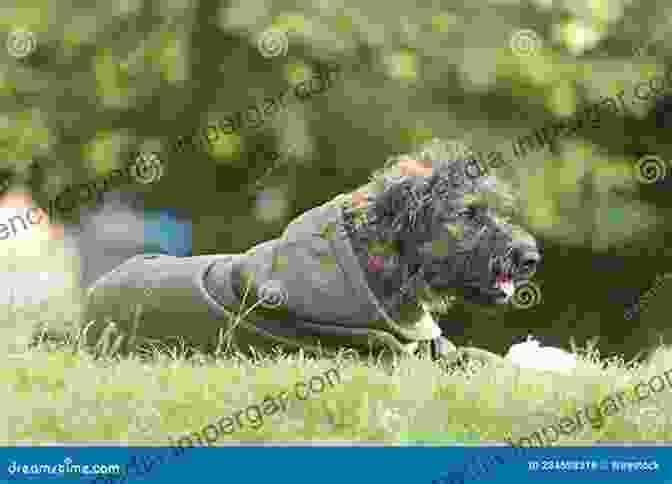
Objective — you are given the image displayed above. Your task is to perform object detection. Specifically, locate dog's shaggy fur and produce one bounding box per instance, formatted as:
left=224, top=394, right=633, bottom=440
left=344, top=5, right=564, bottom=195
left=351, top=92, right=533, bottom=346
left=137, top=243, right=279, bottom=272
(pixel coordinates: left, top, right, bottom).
left=339, top=138, right=540, bottom=328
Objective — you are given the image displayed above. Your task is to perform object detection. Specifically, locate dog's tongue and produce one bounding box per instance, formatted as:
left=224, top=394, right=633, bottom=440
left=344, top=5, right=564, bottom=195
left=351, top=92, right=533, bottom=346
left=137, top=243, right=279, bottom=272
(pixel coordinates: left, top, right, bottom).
left=495, top=275, right=515, bottom=298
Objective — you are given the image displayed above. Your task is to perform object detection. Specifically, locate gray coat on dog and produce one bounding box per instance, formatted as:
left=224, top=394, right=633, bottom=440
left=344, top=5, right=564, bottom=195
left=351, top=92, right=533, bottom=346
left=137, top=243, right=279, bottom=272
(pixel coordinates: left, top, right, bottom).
left=84, top=194, right=441, bottom=356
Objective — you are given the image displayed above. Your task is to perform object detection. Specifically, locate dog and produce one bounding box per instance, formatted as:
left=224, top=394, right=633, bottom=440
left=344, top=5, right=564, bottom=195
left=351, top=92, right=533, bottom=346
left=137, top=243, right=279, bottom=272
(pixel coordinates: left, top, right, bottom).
left=83, top=139, right=541, bottom=363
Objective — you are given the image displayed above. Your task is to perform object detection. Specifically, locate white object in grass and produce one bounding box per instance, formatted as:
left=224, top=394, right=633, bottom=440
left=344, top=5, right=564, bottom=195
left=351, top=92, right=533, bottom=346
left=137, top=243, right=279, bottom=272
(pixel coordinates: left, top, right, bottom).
left=506, top=335, right=577, bottom=374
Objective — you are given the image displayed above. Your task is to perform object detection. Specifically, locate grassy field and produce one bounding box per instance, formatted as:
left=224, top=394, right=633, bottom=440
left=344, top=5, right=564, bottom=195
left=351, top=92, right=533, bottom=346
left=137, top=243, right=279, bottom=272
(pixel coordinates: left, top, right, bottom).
left=2, top=292, right=672, bottom=447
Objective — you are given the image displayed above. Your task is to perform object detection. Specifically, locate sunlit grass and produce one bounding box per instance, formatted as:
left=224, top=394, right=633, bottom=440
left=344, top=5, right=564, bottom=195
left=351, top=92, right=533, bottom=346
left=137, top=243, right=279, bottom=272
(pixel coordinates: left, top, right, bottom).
left=2, top=295, right=671, bottom=446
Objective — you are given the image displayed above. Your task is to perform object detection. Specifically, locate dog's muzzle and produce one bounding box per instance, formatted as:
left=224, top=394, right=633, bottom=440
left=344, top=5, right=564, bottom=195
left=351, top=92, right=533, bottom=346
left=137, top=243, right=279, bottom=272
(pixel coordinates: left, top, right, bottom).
left=490, top=243, right=541, bottom=301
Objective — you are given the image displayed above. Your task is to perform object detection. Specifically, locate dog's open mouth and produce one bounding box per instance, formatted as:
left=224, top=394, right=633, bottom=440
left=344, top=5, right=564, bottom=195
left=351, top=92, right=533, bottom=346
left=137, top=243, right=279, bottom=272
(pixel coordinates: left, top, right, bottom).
left=458, top=257, right=517, bottom=304
left=490, top=253, right=516, bottom=301
left=494, top=272, right=516, bottom=299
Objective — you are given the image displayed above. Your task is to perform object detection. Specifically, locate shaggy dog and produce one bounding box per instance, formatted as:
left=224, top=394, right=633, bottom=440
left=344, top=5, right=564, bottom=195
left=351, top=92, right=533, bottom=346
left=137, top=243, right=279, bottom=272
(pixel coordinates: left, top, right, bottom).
left=83, top=139, right=540, bottom=363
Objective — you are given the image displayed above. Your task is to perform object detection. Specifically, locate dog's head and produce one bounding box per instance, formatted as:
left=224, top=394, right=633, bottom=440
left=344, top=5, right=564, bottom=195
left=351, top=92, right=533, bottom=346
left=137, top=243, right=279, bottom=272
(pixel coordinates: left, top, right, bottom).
left=360, top=139, right=540, bottom=307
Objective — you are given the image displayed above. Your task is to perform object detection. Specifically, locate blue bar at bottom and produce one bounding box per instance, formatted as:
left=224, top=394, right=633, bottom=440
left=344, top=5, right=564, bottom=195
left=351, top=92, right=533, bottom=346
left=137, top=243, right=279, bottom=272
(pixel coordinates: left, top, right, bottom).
left=2, top=446, right=671, bottom=484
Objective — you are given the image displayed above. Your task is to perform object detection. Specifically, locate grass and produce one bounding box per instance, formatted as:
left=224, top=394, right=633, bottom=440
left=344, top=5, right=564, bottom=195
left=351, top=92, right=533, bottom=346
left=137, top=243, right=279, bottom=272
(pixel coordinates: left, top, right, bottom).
left=3, top=291, right=672, bottom=447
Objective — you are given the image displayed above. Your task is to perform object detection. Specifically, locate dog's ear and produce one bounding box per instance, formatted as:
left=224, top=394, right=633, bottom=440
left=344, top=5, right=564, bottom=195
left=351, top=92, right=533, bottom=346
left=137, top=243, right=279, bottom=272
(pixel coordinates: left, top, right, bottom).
left=350, top=189, right=369, bottom=209
left=351, top=158, right=433, bottom=211
left=371, top=175, right=435, bottom=239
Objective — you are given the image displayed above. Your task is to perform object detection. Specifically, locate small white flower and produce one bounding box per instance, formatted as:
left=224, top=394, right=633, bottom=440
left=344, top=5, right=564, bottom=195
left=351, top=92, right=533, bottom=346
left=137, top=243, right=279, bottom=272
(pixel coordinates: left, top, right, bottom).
left=506, top=335, right=577, bottom=374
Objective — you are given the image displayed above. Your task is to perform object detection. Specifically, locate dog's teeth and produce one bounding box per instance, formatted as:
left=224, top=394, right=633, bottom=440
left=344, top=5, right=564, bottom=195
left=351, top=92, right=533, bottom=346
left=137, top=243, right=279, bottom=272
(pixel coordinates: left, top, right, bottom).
left=501, top=280, right=515, bottom=297
left=496, top=278, right=515, bottom=298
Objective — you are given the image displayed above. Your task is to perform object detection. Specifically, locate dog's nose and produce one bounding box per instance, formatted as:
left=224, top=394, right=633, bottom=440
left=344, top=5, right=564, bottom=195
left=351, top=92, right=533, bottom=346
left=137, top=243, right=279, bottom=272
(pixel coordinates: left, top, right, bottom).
left=512, top=245, right=540, bottom=278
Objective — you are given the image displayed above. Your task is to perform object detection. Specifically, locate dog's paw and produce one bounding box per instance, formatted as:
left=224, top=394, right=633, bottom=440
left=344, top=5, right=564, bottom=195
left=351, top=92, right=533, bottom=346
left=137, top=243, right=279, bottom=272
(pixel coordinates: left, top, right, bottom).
left=430, top=335, right=457, bottom=359
left=430, top=339, right=509, bottom=371
left=456, top=346, right=509, bottom=368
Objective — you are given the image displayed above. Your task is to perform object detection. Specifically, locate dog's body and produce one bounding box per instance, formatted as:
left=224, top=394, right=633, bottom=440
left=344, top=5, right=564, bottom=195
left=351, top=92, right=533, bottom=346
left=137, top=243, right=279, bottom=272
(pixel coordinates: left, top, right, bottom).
left=83, top=139, right=541, bottom=359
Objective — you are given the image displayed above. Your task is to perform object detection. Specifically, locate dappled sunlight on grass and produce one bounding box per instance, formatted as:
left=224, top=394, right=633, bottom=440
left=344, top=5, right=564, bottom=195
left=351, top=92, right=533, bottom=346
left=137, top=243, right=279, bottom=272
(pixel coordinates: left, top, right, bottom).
left=2, top=301, right=671, bottom=446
